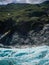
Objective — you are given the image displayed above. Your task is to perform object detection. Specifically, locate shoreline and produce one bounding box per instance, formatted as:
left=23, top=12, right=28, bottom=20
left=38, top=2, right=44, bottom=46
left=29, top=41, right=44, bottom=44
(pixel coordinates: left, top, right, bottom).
left=0, top=44, right=48, bottom=49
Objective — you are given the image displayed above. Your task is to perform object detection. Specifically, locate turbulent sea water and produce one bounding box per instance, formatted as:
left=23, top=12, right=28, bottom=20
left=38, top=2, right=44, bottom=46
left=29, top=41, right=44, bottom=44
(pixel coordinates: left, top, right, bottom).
left=0, top=46, right=49, bottom=65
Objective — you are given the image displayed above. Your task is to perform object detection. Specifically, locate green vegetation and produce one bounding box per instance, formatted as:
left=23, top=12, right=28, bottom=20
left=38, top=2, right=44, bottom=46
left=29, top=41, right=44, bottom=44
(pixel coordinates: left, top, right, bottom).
left=0, top=1, right=49, bottom=33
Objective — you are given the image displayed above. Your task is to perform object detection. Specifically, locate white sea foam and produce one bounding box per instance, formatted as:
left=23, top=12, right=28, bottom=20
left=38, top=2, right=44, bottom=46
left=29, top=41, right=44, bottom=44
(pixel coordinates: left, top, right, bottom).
left=0, top=46, right=49, bottom=65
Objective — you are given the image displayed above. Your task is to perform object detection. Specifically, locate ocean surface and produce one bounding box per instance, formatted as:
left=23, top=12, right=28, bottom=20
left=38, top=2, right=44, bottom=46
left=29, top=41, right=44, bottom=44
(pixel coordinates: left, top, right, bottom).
left=0, top=46, right=49, bottom=65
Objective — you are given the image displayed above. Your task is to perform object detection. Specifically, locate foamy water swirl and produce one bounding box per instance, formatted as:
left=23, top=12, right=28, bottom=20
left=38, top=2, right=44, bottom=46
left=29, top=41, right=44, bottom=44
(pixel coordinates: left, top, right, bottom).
left=0, top=46, right=49, bottom=65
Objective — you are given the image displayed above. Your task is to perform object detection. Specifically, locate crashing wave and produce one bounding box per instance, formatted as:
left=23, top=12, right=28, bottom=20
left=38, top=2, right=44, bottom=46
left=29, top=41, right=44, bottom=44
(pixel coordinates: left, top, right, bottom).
left=0, top=46, right=49, bottom=65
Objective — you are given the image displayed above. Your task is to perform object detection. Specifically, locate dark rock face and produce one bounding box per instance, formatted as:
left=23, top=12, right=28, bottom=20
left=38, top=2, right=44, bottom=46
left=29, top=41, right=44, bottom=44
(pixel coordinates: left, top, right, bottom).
left=0, top=18, right=49, bottom=47
left=0, top=18, right=16, bottom=34
left=16, top=21, right=32, bottom=35
left=10, top=24, right=49, bottom=46
left=32, top=22, right=44, bottom=32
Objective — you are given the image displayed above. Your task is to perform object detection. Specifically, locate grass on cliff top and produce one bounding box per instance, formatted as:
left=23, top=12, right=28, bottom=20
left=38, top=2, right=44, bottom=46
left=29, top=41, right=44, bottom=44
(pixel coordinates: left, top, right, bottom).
left=0, top=1, right=49, bottom=23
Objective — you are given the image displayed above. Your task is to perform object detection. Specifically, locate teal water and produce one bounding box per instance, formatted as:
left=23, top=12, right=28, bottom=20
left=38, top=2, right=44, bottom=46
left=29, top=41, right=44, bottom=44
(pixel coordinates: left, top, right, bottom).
left=0, top=46, right=49, bottom=65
